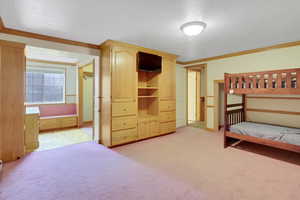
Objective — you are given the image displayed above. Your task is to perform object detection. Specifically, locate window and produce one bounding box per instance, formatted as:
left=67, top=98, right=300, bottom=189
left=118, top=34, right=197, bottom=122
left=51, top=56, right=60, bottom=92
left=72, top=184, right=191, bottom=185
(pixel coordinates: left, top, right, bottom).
left=26, top=67, right=65, bottom=104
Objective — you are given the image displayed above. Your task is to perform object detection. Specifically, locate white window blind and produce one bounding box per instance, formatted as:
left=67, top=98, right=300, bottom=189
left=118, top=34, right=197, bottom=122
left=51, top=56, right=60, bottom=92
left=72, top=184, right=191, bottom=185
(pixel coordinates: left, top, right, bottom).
left=26, top=67, right=65, bottom=104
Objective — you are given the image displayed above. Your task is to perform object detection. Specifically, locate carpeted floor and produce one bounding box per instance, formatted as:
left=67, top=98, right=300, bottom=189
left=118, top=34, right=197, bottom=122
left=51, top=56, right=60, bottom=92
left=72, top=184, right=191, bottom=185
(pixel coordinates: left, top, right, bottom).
left=37, top=128, right=93, bottom=151
left=1, top=127, right=300, bottom=200
left=115, top=127, right=300, bottom=200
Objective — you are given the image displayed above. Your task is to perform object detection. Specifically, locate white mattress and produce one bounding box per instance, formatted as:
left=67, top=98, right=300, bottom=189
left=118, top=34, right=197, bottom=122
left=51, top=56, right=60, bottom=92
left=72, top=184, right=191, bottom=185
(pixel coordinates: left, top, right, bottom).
left=230, top=122, right=300, bottom=146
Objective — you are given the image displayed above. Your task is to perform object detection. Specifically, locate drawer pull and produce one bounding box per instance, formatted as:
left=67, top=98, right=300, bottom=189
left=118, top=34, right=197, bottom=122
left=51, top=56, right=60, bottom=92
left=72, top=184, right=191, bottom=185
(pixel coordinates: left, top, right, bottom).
left=123, top=108, right=128, bottom=111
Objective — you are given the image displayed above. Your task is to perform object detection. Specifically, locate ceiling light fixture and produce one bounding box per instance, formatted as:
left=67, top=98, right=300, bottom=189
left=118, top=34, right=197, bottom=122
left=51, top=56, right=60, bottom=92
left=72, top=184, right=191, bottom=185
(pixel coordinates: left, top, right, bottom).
left=180, top=21, right=207, bottom=36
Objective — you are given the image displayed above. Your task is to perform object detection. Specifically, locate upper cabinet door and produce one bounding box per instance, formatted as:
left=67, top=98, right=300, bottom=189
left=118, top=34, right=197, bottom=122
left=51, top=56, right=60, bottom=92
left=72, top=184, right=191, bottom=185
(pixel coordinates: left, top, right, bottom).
left=160, top=57, right=176, bottom=100
left=111, top=47, right=137, bottom=101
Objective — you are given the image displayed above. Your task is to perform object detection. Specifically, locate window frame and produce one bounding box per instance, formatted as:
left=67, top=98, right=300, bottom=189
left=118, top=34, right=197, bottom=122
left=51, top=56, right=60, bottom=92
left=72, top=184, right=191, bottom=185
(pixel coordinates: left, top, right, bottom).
left=25, top=66, right=67, bottom=105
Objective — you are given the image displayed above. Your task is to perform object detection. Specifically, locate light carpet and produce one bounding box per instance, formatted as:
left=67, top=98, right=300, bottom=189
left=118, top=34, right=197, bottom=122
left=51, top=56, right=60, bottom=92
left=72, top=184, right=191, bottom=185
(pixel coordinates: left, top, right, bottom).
left=115, top=127, right=300, bottom=200
left=1, top=127, right=300, bottom=200
left=37, top=129, right=92, bottom=151
left=0, top=142, right=203, bottom=200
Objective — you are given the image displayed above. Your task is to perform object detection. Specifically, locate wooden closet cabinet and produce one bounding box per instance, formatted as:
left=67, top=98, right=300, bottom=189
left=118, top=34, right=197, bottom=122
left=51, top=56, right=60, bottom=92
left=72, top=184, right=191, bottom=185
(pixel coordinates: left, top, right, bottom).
left=111, top=47, right=137, bottom=101
left=160, top=57, right=176, bottom=100
left=100, top=40, right=177, bottom=147
left=0, top=40, right=25, bottom=162
left=159, top=57, right=176, bottom=134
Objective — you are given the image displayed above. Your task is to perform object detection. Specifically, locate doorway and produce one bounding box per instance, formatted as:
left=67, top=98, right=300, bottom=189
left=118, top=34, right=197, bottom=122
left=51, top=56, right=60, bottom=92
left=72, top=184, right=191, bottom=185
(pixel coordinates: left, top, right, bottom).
left=24, top=46, right=100, bottom=152
left=78, top=61, right=95, bottom=132
left=186, top=64, right=207, bottom=128
left=214, top=80, right=225, bottom=131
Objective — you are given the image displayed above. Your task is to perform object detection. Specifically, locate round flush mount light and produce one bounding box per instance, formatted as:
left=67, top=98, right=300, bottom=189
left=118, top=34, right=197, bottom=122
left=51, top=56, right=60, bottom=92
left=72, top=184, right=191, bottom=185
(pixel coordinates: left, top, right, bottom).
left=180, top=21, right=207, bottom=36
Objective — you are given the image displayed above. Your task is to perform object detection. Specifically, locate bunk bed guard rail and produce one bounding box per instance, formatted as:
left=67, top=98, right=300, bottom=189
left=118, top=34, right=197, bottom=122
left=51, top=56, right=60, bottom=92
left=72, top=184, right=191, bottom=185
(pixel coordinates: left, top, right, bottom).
left=224, top=68, right=300, bottom=94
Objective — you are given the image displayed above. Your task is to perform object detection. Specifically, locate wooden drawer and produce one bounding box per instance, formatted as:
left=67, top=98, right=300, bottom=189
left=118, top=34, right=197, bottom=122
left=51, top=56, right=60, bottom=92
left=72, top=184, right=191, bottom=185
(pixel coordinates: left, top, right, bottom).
left=40, top=118, right=58, bottom=131
left=60, top=116, right=77, bottom=128
left=160, top=121, right=176, bottom=134
left=112, top=128, right=138, bottom=145
left=160, top=111, right=176, bottom=122
left=112, top=102, right=136, bottom=117
left=160, top=101, right=176, bottom=111
left=112, top=116, right=137, bottom=131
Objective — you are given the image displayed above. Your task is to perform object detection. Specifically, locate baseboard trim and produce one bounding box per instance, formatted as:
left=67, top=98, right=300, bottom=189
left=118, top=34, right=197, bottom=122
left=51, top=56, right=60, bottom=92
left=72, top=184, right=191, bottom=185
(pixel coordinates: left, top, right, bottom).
left=205, top=128, right=215, bottom=132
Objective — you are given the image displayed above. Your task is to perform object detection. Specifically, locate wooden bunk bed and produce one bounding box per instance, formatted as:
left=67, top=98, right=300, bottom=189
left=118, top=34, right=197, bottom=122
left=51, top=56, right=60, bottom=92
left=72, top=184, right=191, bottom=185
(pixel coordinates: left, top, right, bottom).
left=224, top=68, right=300, bottom=153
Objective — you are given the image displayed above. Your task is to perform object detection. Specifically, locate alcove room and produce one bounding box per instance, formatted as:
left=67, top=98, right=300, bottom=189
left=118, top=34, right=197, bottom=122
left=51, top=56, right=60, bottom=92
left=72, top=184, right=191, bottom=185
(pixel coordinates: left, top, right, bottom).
left=0, top=1, right=300, bottom=200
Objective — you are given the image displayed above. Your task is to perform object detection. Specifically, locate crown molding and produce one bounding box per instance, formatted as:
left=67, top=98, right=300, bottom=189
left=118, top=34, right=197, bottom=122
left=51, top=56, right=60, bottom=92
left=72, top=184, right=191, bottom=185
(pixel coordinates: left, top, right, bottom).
left=100, top=39, right=178, bottom=59
left=0, top=17, right=4, bottom=30
left=0, top=17, right=99, bottom=49
left=176, top=40, right=300, bottom=65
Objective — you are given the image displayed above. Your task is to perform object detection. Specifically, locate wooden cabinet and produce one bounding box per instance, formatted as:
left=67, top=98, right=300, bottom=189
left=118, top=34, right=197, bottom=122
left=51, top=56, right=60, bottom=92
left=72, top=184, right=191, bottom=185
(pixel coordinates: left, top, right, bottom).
left=112, top=128, right=138, bottom=146
left=112, top=116, right=137, bottom=131
left=160, top=121, right=176, bottom=134
left=160, top=100, right=176, bottom=111
left=0, top=40, right=25, bottom=162
left=138, top=120, right=150, bottom=139
left=40, top=118, right=58, bottom=130
left=149, top=119, right=160, bottom=137
left=112, top=102, right=137, bottom=117
left=40, top=116, right=78, bottom=131
left=25, top=113, right=39, bottom=153
left=160, top=57, right=176, bottom=100
left=100, top=40, right=177, bottom=147
left=111, top=47, right=137, bottom=101
left=138, top=118, right=159, bottom=139
left=60, top=117, right=78, bottom=128
left=160, top=111, right=176, bottom=122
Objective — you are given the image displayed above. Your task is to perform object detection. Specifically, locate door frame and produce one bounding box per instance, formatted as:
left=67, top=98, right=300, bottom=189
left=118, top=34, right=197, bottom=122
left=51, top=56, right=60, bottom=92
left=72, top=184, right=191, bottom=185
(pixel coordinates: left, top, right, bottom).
left=185, top=64, right=207, bottom=127
left=78, top=61, right=95, bottom=132
left=213, top=80, right=225, bottom=131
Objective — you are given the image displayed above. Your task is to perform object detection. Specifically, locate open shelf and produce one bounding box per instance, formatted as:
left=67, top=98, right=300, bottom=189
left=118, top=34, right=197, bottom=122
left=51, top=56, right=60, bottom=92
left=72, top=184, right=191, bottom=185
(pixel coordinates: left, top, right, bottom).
left=138, top=70, right=160, bottom=122
left=138, top=71, right=159, bottom=88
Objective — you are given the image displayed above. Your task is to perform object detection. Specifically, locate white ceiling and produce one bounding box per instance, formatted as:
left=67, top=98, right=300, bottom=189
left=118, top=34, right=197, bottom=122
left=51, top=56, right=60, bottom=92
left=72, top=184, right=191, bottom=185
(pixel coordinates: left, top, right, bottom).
left=1, top=0, right=300, bottom=62
left=26, top=46, right=94, bottom=64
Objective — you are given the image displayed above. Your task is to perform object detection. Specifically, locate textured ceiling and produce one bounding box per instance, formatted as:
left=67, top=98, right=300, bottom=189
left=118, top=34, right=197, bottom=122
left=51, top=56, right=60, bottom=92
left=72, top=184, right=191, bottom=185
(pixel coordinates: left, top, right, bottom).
left=1, top=0, right=300, bottom=61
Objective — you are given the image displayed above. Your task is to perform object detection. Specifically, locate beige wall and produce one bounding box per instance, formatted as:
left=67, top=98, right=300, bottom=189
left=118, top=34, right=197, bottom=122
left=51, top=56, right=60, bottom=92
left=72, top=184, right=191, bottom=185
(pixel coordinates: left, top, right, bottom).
left=246, top=95, right=300, bottom=128
left=184, top=45, right=300, bottom=129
